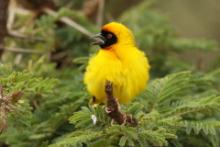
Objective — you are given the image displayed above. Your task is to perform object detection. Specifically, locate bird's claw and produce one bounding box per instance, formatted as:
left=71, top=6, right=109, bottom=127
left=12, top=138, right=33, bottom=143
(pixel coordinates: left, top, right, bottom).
left=105, top=107, right=113, bottom=114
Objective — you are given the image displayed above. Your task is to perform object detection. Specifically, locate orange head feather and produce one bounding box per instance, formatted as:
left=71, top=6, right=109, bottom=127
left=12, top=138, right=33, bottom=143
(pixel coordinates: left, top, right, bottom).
left=101, top=22, right=135, bottom=47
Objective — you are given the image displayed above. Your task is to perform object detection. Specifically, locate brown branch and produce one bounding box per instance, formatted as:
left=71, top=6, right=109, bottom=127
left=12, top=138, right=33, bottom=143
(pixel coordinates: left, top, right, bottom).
left=0, top=85, right=3, bottom=99
left=0, top=0, right=9, bottom=58
left=83, top=0, right=99, bottom=21
left=1, top=47, right=46, bottom=54
left=0, top=86, right=23, bottom=133
left=105, top=81, right=138, bottom=126
left=8, top=31, right=45, bottom=42
left=16, top=0, right=55, bottom=11
left=96, top=0, right=105, bottom=27
left=0, top=0, right=9, bottom=38
left=43, top=8, right=93, bottom=37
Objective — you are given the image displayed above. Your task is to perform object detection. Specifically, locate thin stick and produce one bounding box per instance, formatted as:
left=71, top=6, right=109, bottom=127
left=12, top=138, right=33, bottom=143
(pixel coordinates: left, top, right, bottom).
left=0, top=86, right=22, bottom=133
left=43, top=8, right=93, bottom=37
left=8, top=31, right=45, bottom=42
left=0, top=85, right=3, bottom=99
left=1, top=47, right=45, bottom=54
left=96, top=0, right=105, bottom=27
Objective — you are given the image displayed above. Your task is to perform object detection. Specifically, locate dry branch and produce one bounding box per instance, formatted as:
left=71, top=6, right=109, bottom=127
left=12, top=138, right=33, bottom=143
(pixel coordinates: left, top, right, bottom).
left=0, top=0, right=10, bottom=58
left=0, top=0, right=9, bottom=38
left=8, top=31, right=45, bottom=42
left=43, top=8, right=93, bottom=37
left=105, top=81, right=138, bottom=126
left=96, top=0, right=105, bottom=27
left=0, top=86, right=23, bottom=132
left=0, top=47, right=45, bottom=54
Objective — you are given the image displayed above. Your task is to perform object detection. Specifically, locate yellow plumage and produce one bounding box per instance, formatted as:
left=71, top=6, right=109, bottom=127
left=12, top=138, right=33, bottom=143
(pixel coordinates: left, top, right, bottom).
left=84, top=22, right=150, bottom=104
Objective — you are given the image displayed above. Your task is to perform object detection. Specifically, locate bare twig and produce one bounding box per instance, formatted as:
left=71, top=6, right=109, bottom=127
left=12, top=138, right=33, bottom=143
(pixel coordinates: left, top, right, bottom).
left=0, top=85, right=3, bottom=99
left=0, top=86, right=23, bottom=133
left=8, top=31, right=45, bottom=42
left=0, top=0, right=9, bottom=58
left=43, top=8, right=93, bottom=37
left=83, top=0, right=99, bottom=19
left=0, top=0, right=9, bottom=38
left=96, top=0, right=105, bottom=27
left=1, top=47, right=46, bottom=54
left=105, top=81, right=138, bottom=126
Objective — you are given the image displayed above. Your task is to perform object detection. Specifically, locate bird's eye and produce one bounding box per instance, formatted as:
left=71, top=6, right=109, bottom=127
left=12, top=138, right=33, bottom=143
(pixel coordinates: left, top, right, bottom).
left=106, top=33, right=113, bottom=39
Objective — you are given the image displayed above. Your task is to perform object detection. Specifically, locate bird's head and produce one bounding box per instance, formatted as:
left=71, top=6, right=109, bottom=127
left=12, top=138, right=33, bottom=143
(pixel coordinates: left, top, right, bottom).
left=91, top=22, right=135, bottom=50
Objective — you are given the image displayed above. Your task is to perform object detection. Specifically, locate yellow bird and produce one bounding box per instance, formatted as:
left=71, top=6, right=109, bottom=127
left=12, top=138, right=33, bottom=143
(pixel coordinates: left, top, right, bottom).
left=84, top=22, right=150, bottom=104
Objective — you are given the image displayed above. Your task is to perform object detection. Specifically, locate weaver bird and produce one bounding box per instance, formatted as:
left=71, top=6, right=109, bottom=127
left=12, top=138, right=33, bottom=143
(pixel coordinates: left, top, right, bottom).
left=84, top=22, right=150, bottom=104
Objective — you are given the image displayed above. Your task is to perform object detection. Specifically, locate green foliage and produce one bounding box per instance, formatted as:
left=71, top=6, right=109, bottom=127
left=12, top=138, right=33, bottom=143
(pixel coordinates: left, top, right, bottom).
left=48, top=72, right=220, bottom=147
left=0, top=62, right=87, bottom=147
left=0, top=0, right=219, bottom=147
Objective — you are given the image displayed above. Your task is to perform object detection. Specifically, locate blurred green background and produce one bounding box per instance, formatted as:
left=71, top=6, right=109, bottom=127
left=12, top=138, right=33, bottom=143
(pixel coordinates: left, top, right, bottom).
left=109, top=0, right=220, bottom=71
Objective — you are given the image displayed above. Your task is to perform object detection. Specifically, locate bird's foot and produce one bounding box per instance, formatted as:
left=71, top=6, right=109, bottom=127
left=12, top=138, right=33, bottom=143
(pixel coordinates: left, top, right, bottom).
left=105, top=107, right=113, bottom=114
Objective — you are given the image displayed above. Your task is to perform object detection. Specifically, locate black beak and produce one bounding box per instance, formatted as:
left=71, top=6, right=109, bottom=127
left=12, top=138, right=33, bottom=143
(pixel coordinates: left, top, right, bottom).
left=91, top=33, right=106, bottom=45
